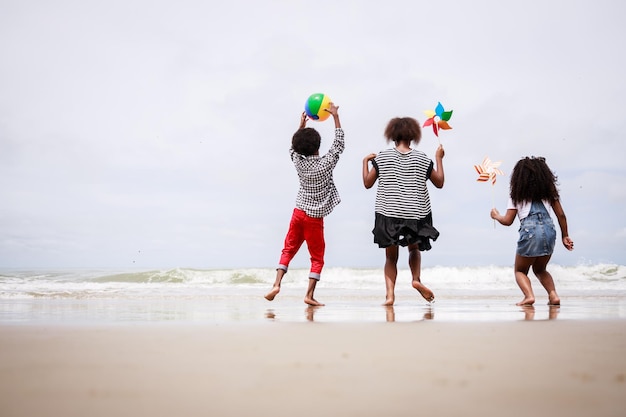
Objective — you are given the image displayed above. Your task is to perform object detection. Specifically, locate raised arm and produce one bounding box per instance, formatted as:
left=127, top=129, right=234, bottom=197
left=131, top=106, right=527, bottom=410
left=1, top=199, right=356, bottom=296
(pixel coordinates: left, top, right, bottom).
left=298, top=111, right=308, bottom=129
left=325, top=102, right=341, bottom=129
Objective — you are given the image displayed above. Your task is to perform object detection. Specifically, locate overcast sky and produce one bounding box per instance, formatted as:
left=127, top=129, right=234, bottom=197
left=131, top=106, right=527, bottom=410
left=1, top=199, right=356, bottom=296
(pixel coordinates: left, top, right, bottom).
left=1, top=0, right=624, bottom=269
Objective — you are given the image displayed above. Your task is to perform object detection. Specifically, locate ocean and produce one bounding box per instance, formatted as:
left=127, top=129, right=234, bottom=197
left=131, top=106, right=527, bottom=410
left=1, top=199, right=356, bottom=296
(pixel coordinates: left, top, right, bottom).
left=1, top=264, right=625, bottom=324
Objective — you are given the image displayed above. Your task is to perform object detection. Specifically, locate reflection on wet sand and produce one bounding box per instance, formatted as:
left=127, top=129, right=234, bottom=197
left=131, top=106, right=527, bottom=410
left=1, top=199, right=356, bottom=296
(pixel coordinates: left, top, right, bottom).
left=262, top=298, right=594, bottom=323
left=520, top=305, right=560, bottom=320
left=384, top=305, right=434, bottom=322
left=306, top=306, right=320, bottom=322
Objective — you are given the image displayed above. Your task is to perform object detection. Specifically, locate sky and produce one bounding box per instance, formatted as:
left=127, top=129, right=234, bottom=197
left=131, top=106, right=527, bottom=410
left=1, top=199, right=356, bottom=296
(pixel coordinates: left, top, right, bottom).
left=1, top=0, right=625, bottom=269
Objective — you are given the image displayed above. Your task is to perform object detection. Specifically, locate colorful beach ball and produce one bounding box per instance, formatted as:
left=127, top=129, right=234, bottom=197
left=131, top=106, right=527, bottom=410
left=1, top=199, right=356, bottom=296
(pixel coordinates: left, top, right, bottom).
left=304, top=93, right=332, bottom=121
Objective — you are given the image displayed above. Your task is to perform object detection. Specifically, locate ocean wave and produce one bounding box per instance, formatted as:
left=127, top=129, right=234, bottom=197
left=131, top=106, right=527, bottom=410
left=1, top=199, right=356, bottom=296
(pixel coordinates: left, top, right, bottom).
left=0, top=264, right=625, bottom=300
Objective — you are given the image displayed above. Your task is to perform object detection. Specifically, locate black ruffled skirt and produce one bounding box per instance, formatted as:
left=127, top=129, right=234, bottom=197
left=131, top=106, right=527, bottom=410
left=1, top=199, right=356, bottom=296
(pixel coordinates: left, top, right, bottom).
left=372, top=212, right=439, bottom=250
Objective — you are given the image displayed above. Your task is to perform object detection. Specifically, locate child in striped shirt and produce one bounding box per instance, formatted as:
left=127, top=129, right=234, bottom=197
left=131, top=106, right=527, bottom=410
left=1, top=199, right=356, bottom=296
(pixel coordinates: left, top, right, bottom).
left=363, top=117, right=444, bottom=306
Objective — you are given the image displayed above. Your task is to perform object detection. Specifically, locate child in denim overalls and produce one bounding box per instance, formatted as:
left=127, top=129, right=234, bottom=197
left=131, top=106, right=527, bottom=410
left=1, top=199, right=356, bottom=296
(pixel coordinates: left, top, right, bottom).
left=491, top=157, right=574, bottom=306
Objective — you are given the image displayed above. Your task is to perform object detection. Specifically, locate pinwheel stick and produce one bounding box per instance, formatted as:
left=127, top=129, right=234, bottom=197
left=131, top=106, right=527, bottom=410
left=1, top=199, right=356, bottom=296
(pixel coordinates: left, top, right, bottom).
left=491, top=187, right=496, bottom=229
left=474, top=157, right=504, bottom=229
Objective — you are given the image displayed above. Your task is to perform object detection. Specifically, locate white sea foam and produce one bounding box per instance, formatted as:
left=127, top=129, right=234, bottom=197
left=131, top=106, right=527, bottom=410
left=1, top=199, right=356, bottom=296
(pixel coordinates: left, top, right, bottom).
left=1, top=265, right=625, bottom=324
left=0, top=264, right=624, bottom=300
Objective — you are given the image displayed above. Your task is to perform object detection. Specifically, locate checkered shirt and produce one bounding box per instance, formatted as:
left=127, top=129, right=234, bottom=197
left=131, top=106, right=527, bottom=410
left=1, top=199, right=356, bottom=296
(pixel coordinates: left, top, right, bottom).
left=290, top=128, right=345, bottom=218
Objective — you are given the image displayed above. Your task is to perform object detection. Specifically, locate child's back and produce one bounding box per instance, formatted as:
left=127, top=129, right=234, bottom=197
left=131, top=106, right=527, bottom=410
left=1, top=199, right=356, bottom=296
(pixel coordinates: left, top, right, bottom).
left=266, top=105, right=344, bottom=306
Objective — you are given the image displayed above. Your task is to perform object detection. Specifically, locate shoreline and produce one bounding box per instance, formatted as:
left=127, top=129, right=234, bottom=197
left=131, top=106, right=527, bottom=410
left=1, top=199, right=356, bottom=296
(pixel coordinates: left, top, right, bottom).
left=1, top=292, right=625, bottom=325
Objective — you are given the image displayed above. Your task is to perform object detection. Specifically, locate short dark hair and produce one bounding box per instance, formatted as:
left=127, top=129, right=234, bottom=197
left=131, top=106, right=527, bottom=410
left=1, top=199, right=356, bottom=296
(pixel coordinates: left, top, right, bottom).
left=384, top=117, right=422, bottom=145
left=292, top=128, right=321, bottom=156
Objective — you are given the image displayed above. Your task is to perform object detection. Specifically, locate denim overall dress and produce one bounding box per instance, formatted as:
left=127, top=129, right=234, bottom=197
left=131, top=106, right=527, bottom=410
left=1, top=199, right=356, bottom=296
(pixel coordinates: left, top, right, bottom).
left=517, top=200, right=556, bottom=257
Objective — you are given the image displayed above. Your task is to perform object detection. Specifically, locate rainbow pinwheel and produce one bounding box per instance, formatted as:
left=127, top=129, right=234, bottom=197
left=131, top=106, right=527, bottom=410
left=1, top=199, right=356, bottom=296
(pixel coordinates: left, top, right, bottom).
left=423, top=102, right=453, bottom=137
left=474, top=156, right=504, bottom=185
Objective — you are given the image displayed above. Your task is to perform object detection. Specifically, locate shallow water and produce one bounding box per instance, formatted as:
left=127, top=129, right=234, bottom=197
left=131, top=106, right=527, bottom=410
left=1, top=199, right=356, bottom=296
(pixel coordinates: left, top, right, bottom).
left=1, top=290, right=624, bottom=325
left=1, top=265, right=625, bottom=324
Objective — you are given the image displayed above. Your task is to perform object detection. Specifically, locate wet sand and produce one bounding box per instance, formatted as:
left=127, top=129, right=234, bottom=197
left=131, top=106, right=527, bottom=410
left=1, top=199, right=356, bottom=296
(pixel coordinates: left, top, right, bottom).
left=1, top=320, right=625, bottom=417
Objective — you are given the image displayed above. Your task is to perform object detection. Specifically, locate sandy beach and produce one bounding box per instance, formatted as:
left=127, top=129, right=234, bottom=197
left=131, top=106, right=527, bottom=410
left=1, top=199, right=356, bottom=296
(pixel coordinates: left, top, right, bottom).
left=1, top=320, right=625, bottom=417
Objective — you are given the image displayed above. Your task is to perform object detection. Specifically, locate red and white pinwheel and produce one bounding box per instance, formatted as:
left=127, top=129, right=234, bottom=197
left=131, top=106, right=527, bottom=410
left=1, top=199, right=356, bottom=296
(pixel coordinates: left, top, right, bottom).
left=474, top=156, right=504, bottom=185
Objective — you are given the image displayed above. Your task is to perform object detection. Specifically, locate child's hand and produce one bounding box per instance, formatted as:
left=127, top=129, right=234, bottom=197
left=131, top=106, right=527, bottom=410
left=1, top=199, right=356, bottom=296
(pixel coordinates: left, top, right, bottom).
left=364, top=153, right=376, bottom=162
left=490, top=208, right=500, bottom=219
left=563, top=236, right=574, bottom=251
left=435, top=145, right=445, bottom=159
left=299, top=112, right=308, bottom=129
left=325, top=102, right=339, bottom=116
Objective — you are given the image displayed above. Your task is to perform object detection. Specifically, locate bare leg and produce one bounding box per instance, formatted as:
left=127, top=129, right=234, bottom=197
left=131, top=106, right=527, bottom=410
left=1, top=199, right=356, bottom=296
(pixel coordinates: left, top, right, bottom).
left=532, top=255, right=560, bottom=305
left=265, top=268, right=286, bottom=301
left=409, top=244, right=434, bottom=303
left=383, top=246, right=399, bottom=305
left=514, top=254, right=535, bottom=305
left=304, top=278, right=324, bottom=306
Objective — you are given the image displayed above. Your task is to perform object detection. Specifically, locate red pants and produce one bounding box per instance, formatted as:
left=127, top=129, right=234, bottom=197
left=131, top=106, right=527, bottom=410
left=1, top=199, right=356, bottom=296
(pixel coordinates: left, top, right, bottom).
left=278, top=208, right=325, bottom=279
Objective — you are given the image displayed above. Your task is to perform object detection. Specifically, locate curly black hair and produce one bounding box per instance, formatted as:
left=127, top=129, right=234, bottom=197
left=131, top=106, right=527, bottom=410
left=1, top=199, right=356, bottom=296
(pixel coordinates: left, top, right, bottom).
left=510, top=156, right=560, bottom=205
left=292, top=128, right=321, bottom=156
left=384, top=117, right=422, bottom=145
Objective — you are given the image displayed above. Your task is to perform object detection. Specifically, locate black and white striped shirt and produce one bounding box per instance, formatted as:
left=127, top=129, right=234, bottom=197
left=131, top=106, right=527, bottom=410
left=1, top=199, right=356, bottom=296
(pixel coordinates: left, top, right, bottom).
left=291, top=128, right=345, bottom=218
left=373, top=148, right=433, bottom=220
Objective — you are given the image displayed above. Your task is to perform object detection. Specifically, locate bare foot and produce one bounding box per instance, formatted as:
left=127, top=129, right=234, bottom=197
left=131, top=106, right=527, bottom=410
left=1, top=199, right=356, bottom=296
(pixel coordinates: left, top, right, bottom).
left=516, top=297, right=535, bottom=306
left=265, top=286, right=280, bottom=301
left=382, top=296, right=395, bottom=306
left=548, top=292, right=560, bottom=306
left=412, top=281, right=435, bottom=303
left=304, top=297, right=325, bottom=306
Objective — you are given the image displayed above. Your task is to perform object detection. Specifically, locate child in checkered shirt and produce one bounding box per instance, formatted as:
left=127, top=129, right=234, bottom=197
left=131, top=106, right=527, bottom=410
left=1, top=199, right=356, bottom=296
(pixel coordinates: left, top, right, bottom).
left=265, top=103, right=344, bottom=306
